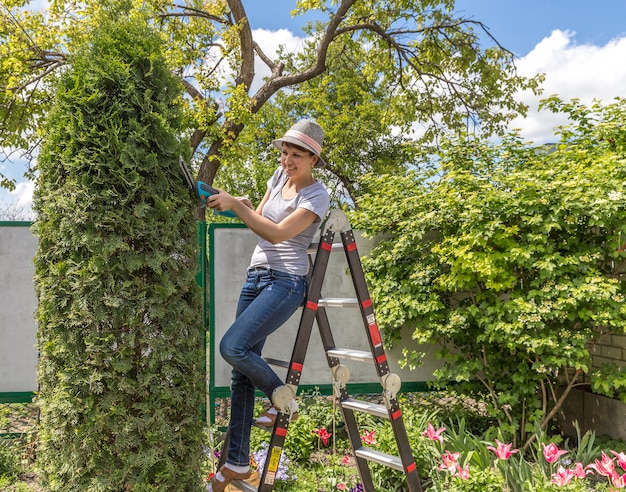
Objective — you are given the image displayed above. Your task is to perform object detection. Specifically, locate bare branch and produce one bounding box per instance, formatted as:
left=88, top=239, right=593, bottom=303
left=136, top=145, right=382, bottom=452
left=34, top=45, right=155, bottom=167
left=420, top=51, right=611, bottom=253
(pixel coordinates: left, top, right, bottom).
left=251, top=0, right=357, bottom=110
left=181, top=78, right=204, bottom=101
left=522, top=369, right=582, bottom=451
left=161, top=4, right=230, bottom=24
left=226, top=0, right=255, bottom=89
left=253, top=41, right=282, bottom=76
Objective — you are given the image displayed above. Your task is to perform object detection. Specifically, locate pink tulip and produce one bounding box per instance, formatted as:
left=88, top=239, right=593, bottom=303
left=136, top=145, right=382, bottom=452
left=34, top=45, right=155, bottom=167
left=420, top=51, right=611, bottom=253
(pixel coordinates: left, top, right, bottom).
left=590, top=452, right=617, bottom=478
left=313, top=428, right=332, bottom=446
left=551, top=465, right=575, bottom=486
left=610, top=472, right=626, bottom=488
left=612, top=451, right=626, bottom=471
left=422, top=422, right=446, bottom=444
left=361, top=429, right=377, bottom=445
left=542, top=442, right=568, bottom=464
left=487, top=439, right=519, bottom=460
left=455, top=464, right=470, bottom=480
left=438, top=450, right=460, bottom=472
left=575, top=462, right=593, bottom=478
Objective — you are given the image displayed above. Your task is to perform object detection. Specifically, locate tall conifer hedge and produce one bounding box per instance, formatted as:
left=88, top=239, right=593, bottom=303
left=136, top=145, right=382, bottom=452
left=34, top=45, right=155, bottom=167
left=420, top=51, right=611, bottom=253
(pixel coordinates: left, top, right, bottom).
left=32, top=9, right=205, bottom=491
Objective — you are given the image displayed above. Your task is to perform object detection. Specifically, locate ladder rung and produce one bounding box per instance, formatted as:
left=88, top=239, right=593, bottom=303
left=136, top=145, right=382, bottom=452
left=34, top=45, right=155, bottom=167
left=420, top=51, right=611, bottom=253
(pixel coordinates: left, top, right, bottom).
left=318, top=297, right=358, bottom=308
left=354, top=447, right=404, bottom=471
left=230, top=479, right=257, bottom=492
left=327, top=348, right=373, bottom=362
left=263, top=357, right=289, bottom=368
left=307, top=242, right=344, bottom=253
left=341, top=398, right=389, bottom=419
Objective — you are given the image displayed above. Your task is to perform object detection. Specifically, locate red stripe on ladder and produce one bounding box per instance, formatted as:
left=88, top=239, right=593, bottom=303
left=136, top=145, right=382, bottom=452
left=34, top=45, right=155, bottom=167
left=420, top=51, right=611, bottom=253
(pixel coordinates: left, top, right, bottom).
left=369, top=323, right=382, bottom=346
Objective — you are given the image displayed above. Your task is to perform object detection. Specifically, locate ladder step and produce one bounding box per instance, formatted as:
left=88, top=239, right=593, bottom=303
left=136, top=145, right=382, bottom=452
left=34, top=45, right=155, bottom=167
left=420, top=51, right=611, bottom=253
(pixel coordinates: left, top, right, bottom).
left=230, top=479, right=257, bottom=492
left=354, top=447, right=405, bottom=471
left=342, top=398, right=389, bottom=419
left=327, top=348, right=373, bottom=362
left=263, top=357, right=289, bottom=369
left=318, top=297, right=358, bottom=308
left=307, top=242, right=344, bottom=253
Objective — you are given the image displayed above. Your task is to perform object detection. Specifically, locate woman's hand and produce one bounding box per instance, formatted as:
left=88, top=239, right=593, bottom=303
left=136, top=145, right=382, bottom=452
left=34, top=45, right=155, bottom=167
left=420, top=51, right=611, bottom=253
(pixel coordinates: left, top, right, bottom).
left=236, top=196, right=253, bottom=209
left=206, top=187, right=237, bottom=213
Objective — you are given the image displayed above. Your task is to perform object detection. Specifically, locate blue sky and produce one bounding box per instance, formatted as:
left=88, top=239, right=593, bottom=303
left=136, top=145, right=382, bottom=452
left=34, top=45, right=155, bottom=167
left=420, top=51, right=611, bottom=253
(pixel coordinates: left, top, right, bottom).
left=4, top=0, right=626, bottom=214
left=454, top=0, right=626, bottom=55
left=246, top=0, right=626, bottom=55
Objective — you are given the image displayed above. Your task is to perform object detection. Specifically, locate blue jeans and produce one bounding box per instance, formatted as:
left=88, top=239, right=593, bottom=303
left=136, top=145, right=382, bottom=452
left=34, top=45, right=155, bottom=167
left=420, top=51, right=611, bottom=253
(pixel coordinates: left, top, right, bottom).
left=220, top=268, right=308, bottom=466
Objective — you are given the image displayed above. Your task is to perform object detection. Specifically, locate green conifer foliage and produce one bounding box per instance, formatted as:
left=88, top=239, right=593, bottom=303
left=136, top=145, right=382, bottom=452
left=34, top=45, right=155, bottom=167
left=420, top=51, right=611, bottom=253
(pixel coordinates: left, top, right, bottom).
left=32, top=10, right=205, bottom=491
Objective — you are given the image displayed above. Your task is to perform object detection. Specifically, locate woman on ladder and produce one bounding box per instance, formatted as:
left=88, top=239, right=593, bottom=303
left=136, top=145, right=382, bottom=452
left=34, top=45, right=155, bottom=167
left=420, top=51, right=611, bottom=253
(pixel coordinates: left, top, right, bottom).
left=205, top=119, right=330, bottom=492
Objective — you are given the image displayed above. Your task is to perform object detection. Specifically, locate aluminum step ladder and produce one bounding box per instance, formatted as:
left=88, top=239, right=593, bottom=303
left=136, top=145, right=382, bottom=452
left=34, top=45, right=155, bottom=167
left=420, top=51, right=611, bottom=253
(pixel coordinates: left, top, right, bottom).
left=227, top=210, right=423, bottom=492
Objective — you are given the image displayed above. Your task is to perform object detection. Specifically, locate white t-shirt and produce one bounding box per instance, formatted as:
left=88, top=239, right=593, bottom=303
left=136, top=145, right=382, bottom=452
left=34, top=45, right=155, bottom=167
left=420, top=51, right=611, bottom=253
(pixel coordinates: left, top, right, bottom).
left=248, top=167, right=330, bottom=276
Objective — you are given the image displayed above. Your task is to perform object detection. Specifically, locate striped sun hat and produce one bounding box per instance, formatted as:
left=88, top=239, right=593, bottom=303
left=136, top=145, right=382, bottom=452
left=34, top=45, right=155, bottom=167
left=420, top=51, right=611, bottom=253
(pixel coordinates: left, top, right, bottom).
left=272, top=119, right=326, bottom=167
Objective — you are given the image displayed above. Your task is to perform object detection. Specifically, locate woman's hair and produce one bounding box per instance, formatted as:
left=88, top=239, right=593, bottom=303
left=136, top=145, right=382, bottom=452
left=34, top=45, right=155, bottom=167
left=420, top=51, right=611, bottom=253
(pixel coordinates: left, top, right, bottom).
left=282, top=141, right=313, bottom=155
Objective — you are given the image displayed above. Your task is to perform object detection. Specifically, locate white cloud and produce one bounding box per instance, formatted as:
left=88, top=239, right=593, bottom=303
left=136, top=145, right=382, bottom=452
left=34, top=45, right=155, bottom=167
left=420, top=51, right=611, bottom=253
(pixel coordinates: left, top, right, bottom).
left=510, top=30, right=626, bottom=143
left=10, top=180, right=35, bottom=211
left=250, top=28, right=308, bottom=95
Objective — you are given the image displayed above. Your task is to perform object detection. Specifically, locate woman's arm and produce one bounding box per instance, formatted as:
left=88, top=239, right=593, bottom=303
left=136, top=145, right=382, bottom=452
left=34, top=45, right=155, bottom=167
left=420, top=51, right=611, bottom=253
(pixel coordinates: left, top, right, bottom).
left=207, top=188, right=318, bottom=244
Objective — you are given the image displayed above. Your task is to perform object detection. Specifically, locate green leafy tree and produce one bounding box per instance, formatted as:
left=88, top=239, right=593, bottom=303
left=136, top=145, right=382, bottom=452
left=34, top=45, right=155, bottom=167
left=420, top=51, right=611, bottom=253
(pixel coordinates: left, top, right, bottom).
left=32, top=6, right=205, bottom=491
left=351, top=97, right=626, bottom=449
left=1, top=0, right=541, bottom=209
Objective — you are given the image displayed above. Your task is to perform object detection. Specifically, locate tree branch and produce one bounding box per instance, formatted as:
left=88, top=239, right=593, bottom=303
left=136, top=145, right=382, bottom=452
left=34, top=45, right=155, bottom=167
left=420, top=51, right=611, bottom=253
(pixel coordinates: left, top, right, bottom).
left=250, top=0, right=358, bottom=110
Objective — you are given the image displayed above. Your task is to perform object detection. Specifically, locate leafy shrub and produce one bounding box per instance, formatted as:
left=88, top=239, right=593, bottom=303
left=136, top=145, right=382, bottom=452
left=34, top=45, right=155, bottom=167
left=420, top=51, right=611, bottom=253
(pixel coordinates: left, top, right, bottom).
left=0, top=438, right=21, bottom=481
left=33, top=6, right=204, bottom=491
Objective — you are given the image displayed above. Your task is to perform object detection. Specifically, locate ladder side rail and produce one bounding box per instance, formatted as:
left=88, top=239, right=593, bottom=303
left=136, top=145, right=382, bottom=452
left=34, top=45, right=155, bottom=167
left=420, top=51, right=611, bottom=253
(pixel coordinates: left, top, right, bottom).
left=382, top=395, right=424, bottom=492
left=390, top=405, right=424, bottom=491
left=314, top=304, right=340, bottom=370
left=315, top=305, right=376, bottom=490
left=334, top=381, right=377, bottom=490
left=312, top=239, right=380, bottom=490
left=257, top=228, right=336, bottom=491
left=339, top=229, right=391, bottom=379
left=339, top=228, right=424, bottom=492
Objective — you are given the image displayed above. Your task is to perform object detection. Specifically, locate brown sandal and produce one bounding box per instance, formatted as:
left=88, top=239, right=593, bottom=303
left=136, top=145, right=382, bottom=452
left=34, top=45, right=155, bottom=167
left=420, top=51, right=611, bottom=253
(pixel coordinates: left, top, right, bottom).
left=255, top=406, right=299, bottom=427
left=206, top=465, right=252, bottom=492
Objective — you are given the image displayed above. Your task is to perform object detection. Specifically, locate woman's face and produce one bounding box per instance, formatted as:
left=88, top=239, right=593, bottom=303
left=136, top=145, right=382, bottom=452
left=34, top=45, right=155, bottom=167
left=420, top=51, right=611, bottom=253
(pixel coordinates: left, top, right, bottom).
left=280, top=143, right=318, bottom=179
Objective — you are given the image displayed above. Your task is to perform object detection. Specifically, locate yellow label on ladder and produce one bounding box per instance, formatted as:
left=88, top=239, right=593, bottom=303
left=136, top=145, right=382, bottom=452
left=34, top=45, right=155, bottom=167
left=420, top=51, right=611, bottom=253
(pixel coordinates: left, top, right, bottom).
left=265, top=446, right=283, bottom=485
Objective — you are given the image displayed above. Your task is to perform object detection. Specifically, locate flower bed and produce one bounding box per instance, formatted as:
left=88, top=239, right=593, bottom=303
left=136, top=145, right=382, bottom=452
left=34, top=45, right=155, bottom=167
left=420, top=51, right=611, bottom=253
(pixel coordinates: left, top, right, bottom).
left=204, top=391, right=626, bottom=491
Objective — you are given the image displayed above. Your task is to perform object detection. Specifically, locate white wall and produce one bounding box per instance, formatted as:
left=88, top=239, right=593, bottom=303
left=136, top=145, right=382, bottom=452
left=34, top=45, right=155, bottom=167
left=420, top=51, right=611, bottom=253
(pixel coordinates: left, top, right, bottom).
left=0, top=223, right=38, bottom=394
left=209, top=224, right=442, bottom=394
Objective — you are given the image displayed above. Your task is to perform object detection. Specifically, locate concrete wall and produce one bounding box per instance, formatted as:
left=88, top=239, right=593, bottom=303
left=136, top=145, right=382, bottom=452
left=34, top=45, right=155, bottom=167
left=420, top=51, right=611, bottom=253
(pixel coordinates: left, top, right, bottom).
left=591, top=333, right=626, bottom=372
left=558, top=388, right=626, bottom=441
left=557, top=334, right=626, bottom=441
left=0, top=223, right=38, bottom=395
